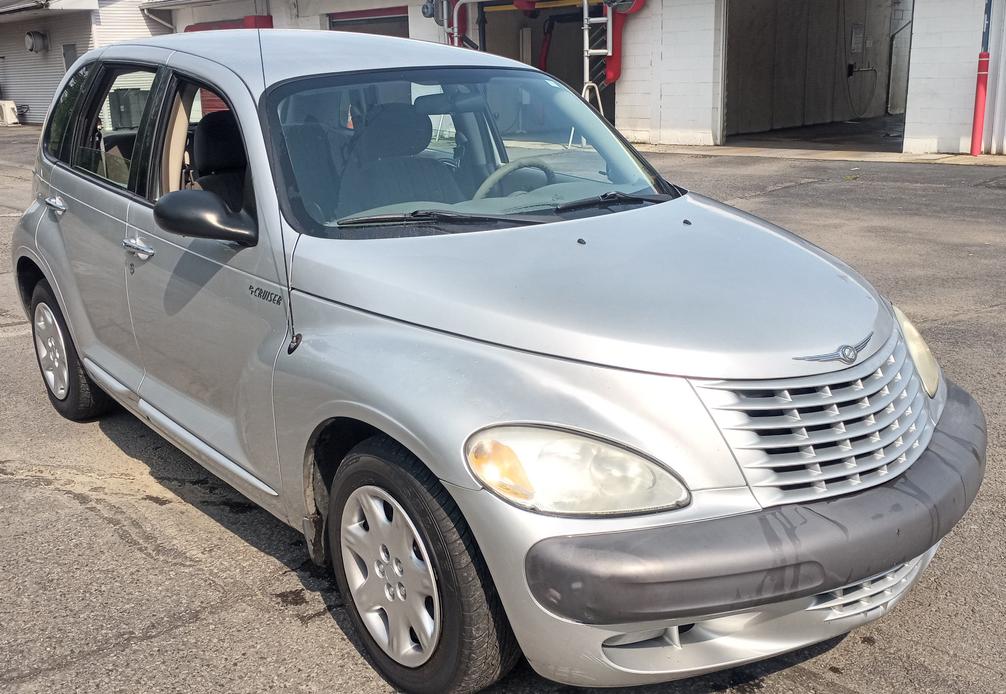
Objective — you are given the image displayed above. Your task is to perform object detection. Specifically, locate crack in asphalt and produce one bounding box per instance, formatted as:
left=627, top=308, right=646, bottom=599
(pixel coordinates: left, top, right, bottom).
left=724, top=177, right=825, bottom=204
left=0, top=600, right=237, bottom=687
left=0, top=465, right=202, bottom=569
left=917, top=301, right=1006, bottom=328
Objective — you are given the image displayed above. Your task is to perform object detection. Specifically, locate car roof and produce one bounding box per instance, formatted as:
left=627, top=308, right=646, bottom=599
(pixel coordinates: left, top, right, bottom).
left=113, top=29, right=526, bottom=94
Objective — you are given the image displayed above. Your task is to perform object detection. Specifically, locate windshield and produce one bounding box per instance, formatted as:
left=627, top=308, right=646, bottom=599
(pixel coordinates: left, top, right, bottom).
left=264, top=66, right=670, bottom=237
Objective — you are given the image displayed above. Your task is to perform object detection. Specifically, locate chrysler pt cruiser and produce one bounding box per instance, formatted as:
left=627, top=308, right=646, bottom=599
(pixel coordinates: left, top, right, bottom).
left=12, top=30, right=986, bottom=693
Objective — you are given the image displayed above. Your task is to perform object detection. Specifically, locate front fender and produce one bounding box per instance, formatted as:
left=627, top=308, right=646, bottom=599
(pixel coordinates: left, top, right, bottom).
left=274, top=291, right=746, bottom=526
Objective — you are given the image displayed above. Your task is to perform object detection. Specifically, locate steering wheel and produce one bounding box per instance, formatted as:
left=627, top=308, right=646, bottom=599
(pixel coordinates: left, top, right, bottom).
left=472, top=158, right=556, bottom=200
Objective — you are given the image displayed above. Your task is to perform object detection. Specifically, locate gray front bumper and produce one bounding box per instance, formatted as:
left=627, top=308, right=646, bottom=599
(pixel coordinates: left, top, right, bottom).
left=526, top=380, right=986, bottom=625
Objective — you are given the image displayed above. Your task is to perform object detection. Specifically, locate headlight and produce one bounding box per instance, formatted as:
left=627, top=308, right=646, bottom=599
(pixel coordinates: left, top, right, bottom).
left=893, top=305, right=940, bottom=397
left=464, top=426, right=689, bottom=516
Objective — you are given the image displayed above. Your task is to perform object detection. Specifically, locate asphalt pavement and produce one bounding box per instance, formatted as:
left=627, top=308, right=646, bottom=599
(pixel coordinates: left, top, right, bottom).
left=1, top=126, right=1004, bottom=693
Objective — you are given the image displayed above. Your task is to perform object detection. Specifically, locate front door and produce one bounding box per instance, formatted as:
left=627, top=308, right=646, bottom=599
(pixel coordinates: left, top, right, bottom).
left=46, top=64, right=159, bottom=392
left=124, top=66, right=289, bottom=495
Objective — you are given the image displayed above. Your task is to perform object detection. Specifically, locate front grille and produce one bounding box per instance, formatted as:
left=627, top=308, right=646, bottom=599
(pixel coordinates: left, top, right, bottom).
left=806, top=550, right=930, bottom=621
left=695, top=330, right=935, bottom=506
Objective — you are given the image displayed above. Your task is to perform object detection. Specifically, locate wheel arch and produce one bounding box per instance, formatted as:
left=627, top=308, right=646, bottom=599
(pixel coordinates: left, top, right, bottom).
left=300, top=413, right=452, bottom=567
left=15, top=254, right=47, bottom=313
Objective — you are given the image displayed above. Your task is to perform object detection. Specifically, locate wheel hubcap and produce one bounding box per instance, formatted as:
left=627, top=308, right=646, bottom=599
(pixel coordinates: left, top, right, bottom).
left=341, top=485, right=441, bottom=668
left=33, top=302, right=69, bottom=401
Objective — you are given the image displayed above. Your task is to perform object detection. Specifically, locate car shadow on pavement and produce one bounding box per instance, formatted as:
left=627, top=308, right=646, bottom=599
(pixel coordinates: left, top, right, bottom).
left=95, top=410, right=371, bottom=656
left=97, top=408, right=844, bottom=693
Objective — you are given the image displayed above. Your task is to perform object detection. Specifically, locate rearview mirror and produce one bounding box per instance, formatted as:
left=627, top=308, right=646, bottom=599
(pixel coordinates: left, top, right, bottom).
left=153, top=189, right=258, bottom=246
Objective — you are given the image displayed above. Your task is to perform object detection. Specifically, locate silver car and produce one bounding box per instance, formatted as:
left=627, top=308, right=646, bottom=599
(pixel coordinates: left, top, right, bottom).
left=12, top=30, right=986, bottom=693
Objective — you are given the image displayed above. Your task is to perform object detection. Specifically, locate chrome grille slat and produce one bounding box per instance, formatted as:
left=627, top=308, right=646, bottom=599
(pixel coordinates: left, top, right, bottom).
left=695, top=332, right=934, bottom=506
left=743, top=388, right=927, bottom=468
left=715, top=345, right=908, bottom=412
left=808, top=561, right=919, bottom=611
left=725, top=375, right=915, bottom=431
left=736, top=379, right=920, bottom=450
left=806, top=550, right=931, bottom=621
left=753, top=417, right=930, bottom=487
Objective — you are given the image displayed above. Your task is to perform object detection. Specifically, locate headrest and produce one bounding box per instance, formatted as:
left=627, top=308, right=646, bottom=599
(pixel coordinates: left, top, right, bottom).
left=194, top=110, right=246, bottom=174
left=357, top=103, right=432, bottom=159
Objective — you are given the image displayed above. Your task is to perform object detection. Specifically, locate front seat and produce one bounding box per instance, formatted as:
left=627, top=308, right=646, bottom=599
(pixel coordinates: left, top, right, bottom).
left=337, top=103, right=464, bottom=217
left=193, top=110, right=247, bottom=213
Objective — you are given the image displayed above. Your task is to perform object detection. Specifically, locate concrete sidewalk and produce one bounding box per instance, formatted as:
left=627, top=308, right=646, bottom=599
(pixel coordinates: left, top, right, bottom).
left=637, top=142, right=1006, bottom=166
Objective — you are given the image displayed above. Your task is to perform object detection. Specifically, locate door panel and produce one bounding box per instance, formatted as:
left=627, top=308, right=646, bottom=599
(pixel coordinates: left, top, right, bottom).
left=46, top=165, right=141, bottom=391
left=125, top=202, right=288, bottom=493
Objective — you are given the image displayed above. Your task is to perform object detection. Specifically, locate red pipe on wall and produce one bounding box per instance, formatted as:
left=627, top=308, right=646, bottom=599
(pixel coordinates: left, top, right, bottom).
left=970, top=51, right=990, bottom=156
left=604, top=0, right=646, bottom=85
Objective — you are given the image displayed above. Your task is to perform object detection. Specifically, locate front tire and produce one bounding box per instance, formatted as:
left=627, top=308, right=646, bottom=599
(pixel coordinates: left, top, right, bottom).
left=328, top=436, right=520, bottom=694
left=30, top=280, right=112, bottom=421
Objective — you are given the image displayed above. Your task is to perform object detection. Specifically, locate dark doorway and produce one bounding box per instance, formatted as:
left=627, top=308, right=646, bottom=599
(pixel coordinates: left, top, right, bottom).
left=724, top=0, right=915, bottom=152
left=329, top=7, right=410, bottom=38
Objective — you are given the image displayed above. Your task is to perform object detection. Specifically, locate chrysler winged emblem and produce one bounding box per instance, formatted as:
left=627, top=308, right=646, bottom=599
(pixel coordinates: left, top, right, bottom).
left=794, top=332, right=873, bottom=365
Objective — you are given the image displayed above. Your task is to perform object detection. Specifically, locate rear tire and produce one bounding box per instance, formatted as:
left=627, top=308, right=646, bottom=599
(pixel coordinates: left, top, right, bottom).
left=328, top=436, right=520, bottom=694
left=30, top=280, right=112, bottom=421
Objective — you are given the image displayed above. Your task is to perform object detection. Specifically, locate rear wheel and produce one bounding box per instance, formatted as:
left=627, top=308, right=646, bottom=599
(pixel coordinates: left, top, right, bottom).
left=328, top=436, right=520, bottom=694
left=30, top=280, right=112, bottom=421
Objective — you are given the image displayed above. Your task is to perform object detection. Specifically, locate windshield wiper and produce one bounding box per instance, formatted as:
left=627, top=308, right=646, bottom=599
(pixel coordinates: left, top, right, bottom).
left=336, top=209, right=545, bottom=228
left=552, top=191, right=674, bottom=214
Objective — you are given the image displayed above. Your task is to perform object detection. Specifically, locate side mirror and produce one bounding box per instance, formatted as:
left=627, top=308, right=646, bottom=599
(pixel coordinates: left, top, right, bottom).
left=153, top=189, right=258, bottom=246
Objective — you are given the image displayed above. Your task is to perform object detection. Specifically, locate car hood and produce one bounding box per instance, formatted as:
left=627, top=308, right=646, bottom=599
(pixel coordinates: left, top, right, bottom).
left=291, top=193, right=894, bottom=379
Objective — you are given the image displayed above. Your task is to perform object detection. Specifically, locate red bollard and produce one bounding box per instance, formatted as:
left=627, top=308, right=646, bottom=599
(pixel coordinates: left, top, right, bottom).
left=970, top=51, right=990, bottom=156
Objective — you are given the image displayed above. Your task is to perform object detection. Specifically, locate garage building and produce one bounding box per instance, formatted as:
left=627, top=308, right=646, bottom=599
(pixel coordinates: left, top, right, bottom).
left=2, top=0, right=1004, bottom=154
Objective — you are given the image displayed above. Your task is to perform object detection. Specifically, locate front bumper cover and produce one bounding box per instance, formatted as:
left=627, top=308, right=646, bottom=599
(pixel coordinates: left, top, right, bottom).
left=525, top=380, right=986, bottom=625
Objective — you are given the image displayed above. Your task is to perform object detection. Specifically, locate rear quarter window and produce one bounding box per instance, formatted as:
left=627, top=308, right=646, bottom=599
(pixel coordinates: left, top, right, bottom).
left=44, top=63, right=92, bottom=162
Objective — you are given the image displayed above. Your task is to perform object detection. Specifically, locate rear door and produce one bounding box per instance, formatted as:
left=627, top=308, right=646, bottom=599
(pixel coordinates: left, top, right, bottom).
left=123, top=56, right=289, bottom=499
left=43, top=61, right=161, bottom=396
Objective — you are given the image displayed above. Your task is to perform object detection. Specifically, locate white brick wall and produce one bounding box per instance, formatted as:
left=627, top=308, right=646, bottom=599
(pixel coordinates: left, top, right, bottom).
left=615, top=0, right=725, bottom=146
left=903, top=0, right=1003, bottom=153
left=615, top=0, right=659, bottom=141
left=172, top=0, right=445, bottom=37
left=988, top=0, right=1006, bottom=152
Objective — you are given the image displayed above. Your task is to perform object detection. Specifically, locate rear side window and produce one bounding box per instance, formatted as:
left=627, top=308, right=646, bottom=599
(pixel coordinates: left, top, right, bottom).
left=44, top=63, right=91, bottom=162
left=73, top=67, right=157, bottom=188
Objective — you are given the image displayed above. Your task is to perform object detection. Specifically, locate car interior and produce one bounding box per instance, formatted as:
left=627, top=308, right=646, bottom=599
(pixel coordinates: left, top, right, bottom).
left=73, top=68, right=156, bottom=188
left=159, top=83, right=253, bottom=216
left=277, top=84, right=559, bottom=224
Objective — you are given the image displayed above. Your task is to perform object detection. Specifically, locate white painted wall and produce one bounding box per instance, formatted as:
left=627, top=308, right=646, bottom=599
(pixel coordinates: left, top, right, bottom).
left=0, top=11, right=94, bottom=123
left=615, top=1, right=658, bottom=141
left=616, top=0, right=726, bottom=146
left=902, top=0, right=1001, bottom=153
left=169, top=0, right=448, bottom=40
left=93, top=0, right=170, bottom=45
left=986, top=0, right=1006, bottom=152
left=887, top=0, right=914, bottom=114
left=0, top=0, right=166, bottom=124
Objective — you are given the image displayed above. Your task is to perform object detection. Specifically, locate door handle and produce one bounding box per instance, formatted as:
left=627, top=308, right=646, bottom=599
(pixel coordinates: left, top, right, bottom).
left=122, top=237, right=156, bottom=260
left=43, top=195, right=66, bottom=215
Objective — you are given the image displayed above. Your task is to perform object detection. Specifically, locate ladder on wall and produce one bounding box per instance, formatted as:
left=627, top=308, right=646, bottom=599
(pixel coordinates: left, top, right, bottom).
left=581, top=0, right=612, bottom=117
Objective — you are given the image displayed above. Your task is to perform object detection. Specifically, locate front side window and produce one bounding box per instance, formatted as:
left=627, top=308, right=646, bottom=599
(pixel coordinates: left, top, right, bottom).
left=74, top=67, right=157, bottom=188
left=152, top=76, right=251, bottom=216
left=45, top=63, right=91, bottom=162
left=266, top=67, right=668, bottom=238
